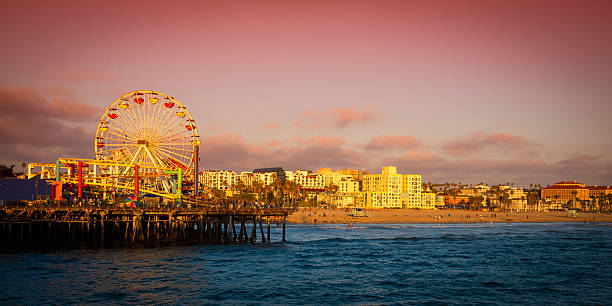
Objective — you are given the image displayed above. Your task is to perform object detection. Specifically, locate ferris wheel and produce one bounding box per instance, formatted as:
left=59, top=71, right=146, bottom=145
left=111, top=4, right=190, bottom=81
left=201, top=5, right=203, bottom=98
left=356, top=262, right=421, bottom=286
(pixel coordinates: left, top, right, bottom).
left=94, top=90, right=200, bottom=193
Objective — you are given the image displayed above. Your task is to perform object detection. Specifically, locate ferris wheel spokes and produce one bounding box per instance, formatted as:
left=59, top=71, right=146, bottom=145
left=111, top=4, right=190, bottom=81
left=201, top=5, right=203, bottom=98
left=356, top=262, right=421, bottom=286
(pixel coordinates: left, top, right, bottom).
left=95, top=90, right=199, bottom=197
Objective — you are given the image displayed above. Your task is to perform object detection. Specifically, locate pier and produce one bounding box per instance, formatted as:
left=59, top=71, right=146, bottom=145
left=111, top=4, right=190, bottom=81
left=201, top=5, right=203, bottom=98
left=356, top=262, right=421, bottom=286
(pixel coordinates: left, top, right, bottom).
left=0, top=205, right=291, bottom=250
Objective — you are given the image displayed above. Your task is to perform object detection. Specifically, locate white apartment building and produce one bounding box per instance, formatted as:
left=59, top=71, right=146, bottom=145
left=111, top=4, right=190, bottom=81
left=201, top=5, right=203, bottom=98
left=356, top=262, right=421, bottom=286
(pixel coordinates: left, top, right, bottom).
left=239, top=171, right=277, bottom=187
left=200, top=170, right=238, bottom=190
left=292, top=170, right=326, bottom=190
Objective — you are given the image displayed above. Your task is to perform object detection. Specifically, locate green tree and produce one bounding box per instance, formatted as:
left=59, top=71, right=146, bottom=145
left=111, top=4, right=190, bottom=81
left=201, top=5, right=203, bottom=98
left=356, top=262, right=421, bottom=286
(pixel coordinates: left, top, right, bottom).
left=468, top=195, right=484, bottom=210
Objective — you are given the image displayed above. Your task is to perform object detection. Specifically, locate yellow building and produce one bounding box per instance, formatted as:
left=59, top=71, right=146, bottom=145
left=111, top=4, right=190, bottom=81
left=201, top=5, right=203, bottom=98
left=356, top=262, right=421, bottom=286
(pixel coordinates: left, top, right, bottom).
left=364, top=192, right=401, bottom=208
left=337, top=168, right=360, bottom=180
left=362, top=166, right=402, bottom=193
left=400, top=174, right=422, bottom=208
left=338, top=179, right=359, bottom=193
left=316, top=168, right=359, bottom=193
left=421, top=192, right=436, bottom=209
left=362, top=166, right=424, bottom=209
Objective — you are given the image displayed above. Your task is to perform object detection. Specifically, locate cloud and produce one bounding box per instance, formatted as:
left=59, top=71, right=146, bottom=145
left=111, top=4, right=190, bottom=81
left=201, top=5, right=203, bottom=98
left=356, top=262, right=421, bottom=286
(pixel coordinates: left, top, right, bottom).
left=265, top=139, right=282, bottom=147
left=384, top=150, right=612, bottom=186
left=329, top=108, right=379, bottom=128
left=59, top=69, right=115, bottom=83
left=200, top=133, right=367, bottom=171
left=296, top=107, right=381, bottom=130
left=442, top=131, right=541, bottom=156
left=0, top=87, right=100, bottom=122
left=290, top=135, right=345, bottom=147
left=293, top=121, right=326, bottom=132
left=361, top=134, right=421, bottom=151
left=262, top=122, right=280, bottom=130
left=0, top=86, right=101, bottom=164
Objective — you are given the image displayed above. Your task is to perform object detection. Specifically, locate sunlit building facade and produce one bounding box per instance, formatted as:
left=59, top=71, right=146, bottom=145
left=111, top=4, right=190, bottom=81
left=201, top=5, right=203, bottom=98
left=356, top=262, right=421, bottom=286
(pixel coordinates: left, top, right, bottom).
left=541, top=181, right=590, bottom=202
left=200, top=170, right=238, bottom=190
left=362, top=166, right=424, bottom=209
left=292, top=170, right=326, bottom=190
left=421, top=192, right=436, bottom=209
left=401, top=174, right=422, bottom=208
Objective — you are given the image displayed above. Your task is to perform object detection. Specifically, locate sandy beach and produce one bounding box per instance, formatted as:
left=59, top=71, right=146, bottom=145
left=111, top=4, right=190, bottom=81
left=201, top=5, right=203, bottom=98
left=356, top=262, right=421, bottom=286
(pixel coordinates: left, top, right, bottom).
left=287, top=208, right=612, bottom=224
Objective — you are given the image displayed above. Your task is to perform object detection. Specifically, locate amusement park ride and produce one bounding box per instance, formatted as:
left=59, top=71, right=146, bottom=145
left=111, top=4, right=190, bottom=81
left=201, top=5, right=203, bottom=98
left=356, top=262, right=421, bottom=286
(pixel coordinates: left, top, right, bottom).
left=27, top=90, right=201, bottom=204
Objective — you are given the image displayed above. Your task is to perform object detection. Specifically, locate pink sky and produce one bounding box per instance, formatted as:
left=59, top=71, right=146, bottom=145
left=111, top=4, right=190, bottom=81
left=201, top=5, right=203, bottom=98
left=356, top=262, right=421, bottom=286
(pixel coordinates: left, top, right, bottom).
left=1, top=0, right=611, bottom=186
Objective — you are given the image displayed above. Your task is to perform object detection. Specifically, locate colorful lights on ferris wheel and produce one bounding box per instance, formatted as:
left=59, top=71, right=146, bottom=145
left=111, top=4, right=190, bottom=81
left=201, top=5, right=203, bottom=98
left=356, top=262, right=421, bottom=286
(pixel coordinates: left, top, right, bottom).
left=185, top=119, right=195, bottom=131
left=96, top=137, right=105, bottom=148
left=191, top=135, right=201, bottom=146
left=150, top=97, right=159, bottom=104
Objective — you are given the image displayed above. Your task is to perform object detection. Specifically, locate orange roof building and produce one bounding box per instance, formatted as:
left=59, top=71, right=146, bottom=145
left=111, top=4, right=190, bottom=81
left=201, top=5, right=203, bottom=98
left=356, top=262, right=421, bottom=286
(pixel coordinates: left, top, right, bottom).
left=587, top=185, right=612, bottom=198
left=541, top=181, right=589, bottom=202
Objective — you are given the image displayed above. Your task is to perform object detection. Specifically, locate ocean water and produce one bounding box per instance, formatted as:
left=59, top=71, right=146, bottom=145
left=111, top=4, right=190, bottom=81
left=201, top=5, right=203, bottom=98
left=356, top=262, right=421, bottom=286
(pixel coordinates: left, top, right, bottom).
left=1, top=223, right=611, bottom=305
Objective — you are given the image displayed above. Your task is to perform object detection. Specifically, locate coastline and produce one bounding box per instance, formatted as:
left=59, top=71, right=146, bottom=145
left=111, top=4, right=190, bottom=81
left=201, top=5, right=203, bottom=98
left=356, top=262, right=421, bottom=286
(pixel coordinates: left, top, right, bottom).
left=287, top=208, right=612, bottom=224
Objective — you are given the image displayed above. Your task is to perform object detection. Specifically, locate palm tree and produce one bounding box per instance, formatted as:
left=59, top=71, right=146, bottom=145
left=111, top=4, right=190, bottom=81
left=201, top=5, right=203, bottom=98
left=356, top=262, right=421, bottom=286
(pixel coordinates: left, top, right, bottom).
left=252, top=179, right=264, bottom=201
left=570, top=190, right=578, bottom=210
left=283, top=180, right=302, bottom=208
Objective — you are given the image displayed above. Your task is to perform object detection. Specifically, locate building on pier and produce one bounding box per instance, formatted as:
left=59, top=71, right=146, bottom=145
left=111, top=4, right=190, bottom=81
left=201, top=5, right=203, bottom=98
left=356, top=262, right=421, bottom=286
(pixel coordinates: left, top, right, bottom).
left=0, top=177, right=52, bottom=203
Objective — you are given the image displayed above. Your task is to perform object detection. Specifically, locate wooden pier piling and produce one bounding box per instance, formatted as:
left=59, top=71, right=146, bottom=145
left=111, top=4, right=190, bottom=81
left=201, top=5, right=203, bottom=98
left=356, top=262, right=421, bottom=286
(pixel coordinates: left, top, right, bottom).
left=0, top=206, right=290, bottom=250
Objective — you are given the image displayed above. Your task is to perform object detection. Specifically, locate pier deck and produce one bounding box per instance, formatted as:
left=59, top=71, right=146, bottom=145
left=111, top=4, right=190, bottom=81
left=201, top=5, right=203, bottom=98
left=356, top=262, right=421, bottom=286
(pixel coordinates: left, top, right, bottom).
left=0, top=205, right=291, bottom=250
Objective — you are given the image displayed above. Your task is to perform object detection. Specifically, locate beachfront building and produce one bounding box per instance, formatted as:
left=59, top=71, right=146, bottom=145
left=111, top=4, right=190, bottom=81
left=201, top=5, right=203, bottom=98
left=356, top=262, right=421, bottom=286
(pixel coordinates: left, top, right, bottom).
left=284, top=170, right=295, bottom=182
left=316, top=168, right=359, bottom=193
left=361, top=166, right=424, bottom=209
left=200, top=170, right=238, bottom=190
left=253, top=167, right=285, bottom=184
left=238, top=171, right=255, bottom=187
left=338, top=179, right=359, bottom=193
left=401, top=174, right=422, bottom=208
left=541, top=181, right=590, bottom=203
left=458, top=184, right=490, bottom=197
left=363, top=192, right=401, bottom=208
left=337, top=168, right=360, bottom=180
left=292, top=170, right=326, bottom=190
left=421, top=190, right=436, bottom=209
left=239, top=171, right=276, bottom=187
left=444, top=195, right=471, bottom=208
left=334, top=194, right=357, bottom=207
left=588, top=185, right=612, bottom=198
left=587, top=185, right=612, bottom=211
left=435, top=194, right=446, bottom=209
